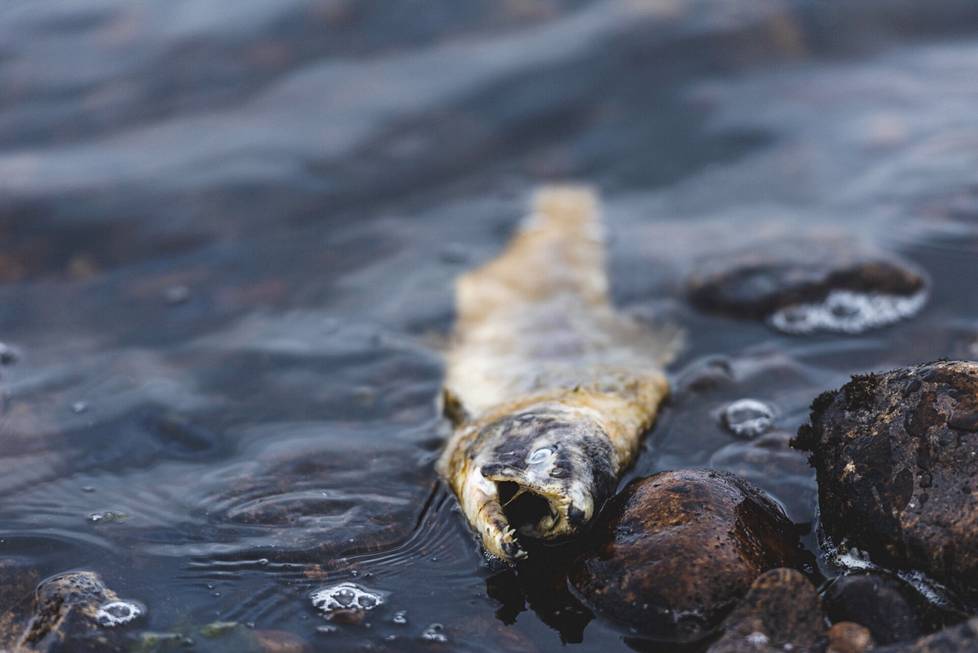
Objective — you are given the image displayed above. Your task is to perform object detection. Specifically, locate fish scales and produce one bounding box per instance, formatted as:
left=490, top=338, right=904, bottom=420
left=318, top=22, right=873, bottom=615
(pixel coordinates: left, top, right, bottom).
left=438, top=186, right=677, bottom=561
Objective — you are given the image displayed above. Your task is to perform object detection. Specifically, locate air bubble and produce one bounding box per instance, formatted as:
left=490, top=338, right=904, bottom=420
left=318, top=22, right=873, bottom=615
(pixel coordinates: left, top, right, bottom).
left=71, top=401, right=89, bottom=414
left=721, top=399, right=775, bottom=439
left=769, top=290, right=926, bottom=335
left=311, top=583, right=386, bottom=617
left=421, top=623, right=447, bottom=642
left=95, top=600, right=144, bottom=627
left=392, top=610, right=408, bottom=625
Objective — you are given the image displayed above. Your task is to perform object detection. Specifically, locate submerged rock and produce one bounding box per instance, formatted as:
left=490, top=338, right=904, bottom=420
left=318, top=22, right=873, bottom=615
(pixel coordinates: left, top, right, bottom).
left=569, top=469, right=803, bottom=642
left=826, top=622, right=874, bottom=653
left=707, top=568, right=826, bottom=653
left=822, top=572, right=966, bottom=645
left=794, top=361, right=978, bottom=595
left=687, top=244, right=926, bottom=333
left=17, top=571, right=142, bottom=652
left=873, top=617, right=978, bottom=653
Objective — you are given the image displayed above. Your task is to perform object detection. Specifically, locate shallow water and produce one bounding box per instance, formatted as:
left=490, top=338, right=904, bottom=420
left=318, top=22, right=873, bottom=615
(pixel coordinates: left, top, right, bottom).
left=2, top=1, right=978, bottom=651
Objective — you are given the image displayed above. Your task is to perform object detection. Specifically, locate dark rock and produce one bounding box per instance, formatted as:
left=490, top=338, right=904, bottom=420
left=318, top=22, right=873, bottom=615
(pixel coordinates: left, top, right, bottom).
left=822, top=572, right=967, bottom=644
left=0, top=560, right=39, bottom=648
left=707, top=568, right=826, bottom=653
left=873, top=617, right=978, bottom=652
left=17, top=571, right=141, bottom=652
left=826, top=622, right=874, bottom=653
left=569, top=469, right=804, bottom=643
left=793, top=361, right=978, bottom=596
left=688, top=246, right=925, bottom=320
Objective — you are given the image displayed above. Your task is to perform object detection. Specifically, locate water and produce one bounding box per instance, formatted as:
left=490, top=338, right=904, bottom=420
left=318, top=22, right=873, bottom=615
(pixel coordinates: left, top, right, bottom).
left=1, top=1, right=978, bottom=651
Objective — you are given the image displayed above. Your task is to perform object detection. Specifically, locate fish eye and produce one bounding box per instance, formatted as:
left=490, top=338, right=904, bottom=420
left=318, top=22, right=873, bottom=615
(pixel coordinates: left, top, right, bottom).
left=527, top=448, right=552, bottom=465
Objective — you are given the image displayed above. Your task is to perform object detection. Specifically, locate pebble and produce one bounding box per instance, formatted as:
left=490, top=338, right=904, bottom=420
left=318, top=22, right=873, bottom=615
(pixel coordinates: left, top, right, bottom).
left=707, top=568, right=825, bottom=653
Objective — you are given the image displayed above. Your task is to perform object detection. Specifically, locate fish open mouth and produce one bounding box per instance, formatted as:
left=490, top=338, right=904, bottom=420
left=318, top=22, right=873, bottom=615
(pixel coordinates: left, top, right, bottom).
left=496, top=481, right=565, bottom=539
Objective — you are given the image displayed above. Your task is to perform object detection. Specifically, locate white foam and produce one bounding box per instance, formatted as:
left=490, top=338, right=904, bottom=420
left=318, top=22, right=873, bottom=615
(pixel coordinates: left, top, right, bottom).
left=311, top=583, right=386, bottom=616
left=721, top=399, right=775, bottom=438
left=95, top=600, right=144, bottom=627
left=769, top=290, right=926, bottom=335
left=421, top=623, right=448, bottom=642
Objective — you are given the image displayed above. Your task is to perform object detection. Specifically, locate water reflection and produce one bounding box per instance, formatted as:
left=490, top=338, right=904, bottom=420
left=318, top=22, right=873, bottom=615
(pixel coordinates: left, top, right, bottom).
left=2, top=0, right=978, bottom=650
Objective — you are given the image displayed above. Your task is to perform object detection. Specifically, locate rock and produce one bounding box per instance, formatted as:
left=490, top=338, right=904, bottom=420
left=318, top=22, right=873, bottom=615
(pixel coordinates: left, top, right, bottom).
left=826, top=622, right=874, bottom=653
left=873, top=617, right=978, bottom=653
left=254, top=629, right=310, bottom=653
left=822, top=572, right=966, bottom=645
left=707, top=568, right=826, bottom=653
left=688, top=245, right=925, bottom=319
left=687, top=244, right=926, bottom=333
left=569, top=469, right=804, bottom=642
left=17, top=571, right=142, bottom=652
left=793, top=361, right=978, bottom=595
left=0, top=560, right=39, bottom=649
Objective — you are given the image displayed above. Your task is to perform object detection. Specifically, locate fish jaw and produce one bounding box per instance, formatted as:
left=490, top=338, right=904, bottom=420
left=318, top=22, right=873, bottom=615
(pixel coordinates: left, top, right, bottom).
left=441, top=405, right=619, bottom=563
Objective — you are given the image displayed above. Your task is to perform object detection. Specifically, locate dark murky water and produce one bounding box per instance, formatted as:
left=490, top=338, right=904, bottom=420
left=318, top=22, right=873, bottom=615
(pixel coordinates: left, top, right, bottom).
left=3, top=1, right=978, bottom=651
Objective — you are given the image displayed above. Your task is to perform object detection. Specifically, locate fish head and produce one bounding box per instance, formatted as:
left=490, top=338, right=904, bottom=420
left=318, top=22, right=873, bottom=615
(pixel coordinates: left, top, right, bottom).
left=457, top=406, right=618, bottom=561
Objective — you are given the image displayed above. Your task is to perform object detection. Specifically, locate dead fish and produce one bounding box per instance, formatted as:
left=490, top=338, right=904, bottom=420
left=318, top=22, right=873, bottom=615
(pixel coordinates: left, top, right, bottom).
left=437, top=186, right=679, bottom=562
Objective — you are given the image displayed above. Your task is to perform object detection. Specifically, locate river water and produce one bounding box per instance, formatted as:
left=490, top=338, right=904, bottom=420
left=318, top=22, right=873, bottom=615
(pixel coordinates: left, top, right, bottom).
left=2, top=1, right=978, bottom=651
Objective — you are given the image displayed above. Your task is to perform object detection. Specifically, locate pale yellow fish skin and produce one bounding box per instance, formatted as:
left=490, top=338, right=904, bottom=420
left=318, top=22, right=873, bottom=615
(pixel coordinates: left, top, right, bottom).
left=437, top=186, right=678, bottom=562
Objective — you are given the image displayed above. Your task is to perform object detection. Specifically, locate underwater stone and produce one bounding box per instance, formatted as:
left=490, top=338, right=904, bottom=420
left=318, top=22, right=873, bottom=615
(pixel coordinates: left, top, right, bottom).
left=872, top=617, right=978, bottom=653
left=794, top=361, right=978, bottom=596
left=18, top=571, right=140, bottom=652
left=821, top=572, right=965, bottom=645
left=687, top=248, right=926, bottom=332
left=826, top=622, right=874, bottom=653
left=707, top=568, right=825, bottom=653
left=570, top=469, right=803, bottom=643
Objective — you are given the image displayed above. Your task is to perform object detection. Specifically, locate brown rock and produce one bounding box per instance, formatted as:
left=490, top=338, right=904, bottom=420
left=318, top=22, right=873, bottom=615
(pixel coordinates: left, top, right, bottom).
left=707, top=568, right=826, bottom=653
left=254, top=629, right=310, bottom=653
left=569, top=469, right=803, bottom=642
left=16, top=571, right=141, bottom=653
left=793, top=361, right=978, bottom=596
left=827, top=622, right=874, bottom=653
left=687, top=244, right=925, bottom=320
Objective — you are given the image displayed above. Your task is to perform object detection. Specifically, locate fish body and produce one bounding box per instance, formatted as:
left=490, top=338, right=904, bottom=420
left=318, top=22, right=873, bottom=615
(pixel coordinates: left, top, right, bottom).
left=438, top=186, right=676, bottom=562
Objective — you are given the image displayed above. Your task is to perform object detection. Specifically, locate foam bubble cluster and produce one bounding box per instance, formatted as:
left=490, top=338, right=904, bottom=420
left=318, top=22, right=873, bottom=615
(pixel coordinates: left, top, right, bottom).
left=95, top=600, right=144, bottom=627
left=721, top=399, right=774, bottom=439
left=769, top=290, right=926, bottom=335
left=311, top=583, right=386, bottom=616
left=421, top=623, right=448, bottom=642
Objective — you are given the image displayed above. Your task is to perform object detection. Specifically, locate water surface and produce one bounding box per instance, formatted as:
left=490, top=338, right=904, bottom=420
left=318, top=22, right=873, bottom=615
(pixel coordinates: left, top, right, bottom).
left=3, top=1, right=978, bottom=650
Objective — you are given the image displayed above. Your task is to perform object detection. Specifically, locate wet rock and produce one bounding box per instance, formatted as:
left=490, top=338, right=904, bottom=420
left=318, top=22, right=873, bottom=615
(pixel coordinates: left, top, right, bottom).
left=826, top=622, right=874, bottom=653
left=873, top=617, right=978, bottom=653
left=0, top=560, right=39, bottom=648
left=707, top=568, right=826, bottom=653
left=822, top=572, right=966, bottom=645
left=253, top=629, right=309, bottom=653
left=18, top=571, right=141, bottom=652
left=687, top=245, right=926, bottom=332
left=570, top=470, right=803, bottom=642
left=793, top=361, right=978, bottom=595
